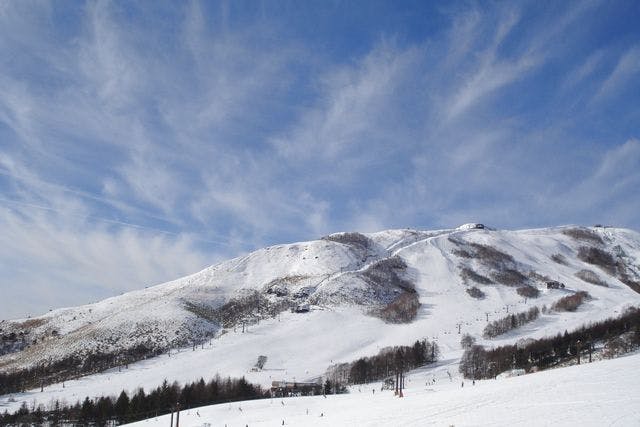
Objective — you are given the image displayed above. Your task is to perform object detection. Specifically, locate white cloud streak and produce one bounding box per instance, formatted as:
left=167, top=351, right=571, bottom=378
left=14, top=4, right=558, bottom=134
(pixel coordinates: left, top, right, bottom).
left=0, top=205, right=214, bottom=320
left=592, top=46, right=640, bottom=104
left=0, top=1, right=637, bottom=318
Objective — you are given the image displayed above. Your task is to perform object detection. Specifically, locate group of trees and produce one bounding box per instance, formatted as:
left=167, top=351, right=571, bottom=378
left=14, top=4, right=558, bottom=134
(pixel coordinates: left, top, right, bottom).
left=184, top=291, right=290, bottom=330
left=449, top=237, right=515, bottom=270
left=576, top=245, right=640, bottom=294
left=461, top=306, right=640, bottom=379
left=562, top=228, right=604, bottom=245
left=516, top=285, right=540, bottom=298
left=483, top=306, right=540, bottom=338
left=466, top=286, right=486, bottom=299
left=348, top=339, right=439, bottom=385
left=0, top=331, right=28, bottom=356
left=322, top=232, right=373, bottom=251
left=577, top=246, right=616, bottom=274
left=480, top=292, right=592, bottom=340
left=361, top=256, right=420, bottom=324
left=0, top=375, right=264, bottom=426
left=460, top=267, right=493, bottom=286
left=0, top=343, right=163, bottom=395
left=376, top=292, right=420, bottom=324
left=551, top=291, right=590, bottom=312
left=575, top=269, right=608, bottom=287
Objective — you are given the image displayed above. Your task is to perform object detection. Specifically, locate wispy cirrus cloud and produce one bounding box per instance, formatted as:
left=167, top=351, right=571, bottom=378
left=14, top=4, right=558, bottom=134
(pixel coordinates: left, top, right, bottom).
left=0, top=0, right=638, bottom=318
left=591, top=46, right=640, bottom=104
left=0, top=204, right=214, bottom=319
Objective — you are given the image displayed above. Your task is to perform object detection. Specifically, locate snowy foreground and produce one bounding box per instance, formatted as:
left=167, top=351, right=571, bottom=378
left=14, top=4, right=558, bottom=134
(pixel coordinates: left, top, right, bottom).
left=128, top=352, right=640, bottom=427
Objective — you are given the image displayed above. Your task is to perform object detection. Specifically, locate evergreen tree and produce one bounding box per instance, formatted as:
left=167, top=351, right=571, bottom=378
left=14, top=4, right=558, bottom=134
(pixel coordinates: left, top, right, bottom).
left=115, top=390, right=130, bottom=423
left=80, top=397, right=94, bottom=424
left=324, top=378, right=332, bottom=395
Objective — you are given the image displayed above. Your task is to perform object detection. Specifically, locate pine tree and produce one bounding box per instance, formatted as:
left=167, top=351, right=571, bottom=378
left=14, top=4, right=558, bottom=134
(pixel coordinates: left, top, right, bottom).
left=324, top=379, right=332, bottom=395
left=80, top=397, right=94, bottom=424
left=115, top=390, right=130, bottom=423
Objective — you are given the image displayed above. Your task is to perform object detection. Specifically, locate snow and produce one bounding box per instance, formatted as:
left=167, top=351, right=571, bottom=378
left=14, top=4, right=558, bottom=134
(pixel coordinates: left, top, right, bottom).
left=1, top=225, right=640, bottom=416
left=125, top=352, right=640, bottom=426
left=457, top=223, right=485, bottom=231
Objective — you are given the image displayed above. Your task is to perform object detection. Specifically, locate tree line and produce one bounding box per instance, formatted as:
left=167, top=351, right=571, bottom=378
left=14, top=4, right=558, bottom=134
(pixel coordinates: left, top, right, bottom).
left=482, top=306, right=540, bottom=338
left=348, top=339, right=439, bottom=385
left=0, top=343, right=163, bottom=395
left=0, top=375, right=264, bottom=426
left=461, top=306, right=640, bottom=379
left=482, top=291, right=592, bottom=339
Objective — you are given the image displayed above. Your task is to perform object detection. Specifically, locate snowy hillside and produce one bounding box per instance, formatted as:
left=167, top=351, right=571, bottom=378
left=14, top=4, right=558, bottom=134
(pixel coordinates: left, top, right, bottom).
left=126, top=350, right=640, bottom=427
left=0, top=228, right=442, bottom=371
left=1, top=225, right=640, bottom=413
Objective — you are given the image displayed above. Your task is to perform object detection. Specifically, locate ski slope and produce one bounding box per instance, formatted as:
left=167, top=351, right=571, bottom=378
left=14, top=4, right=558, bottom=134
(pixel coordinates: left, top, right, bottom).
left=126, top=352, right=640, bottom=426
left=1, top=225, right=640, bottom=414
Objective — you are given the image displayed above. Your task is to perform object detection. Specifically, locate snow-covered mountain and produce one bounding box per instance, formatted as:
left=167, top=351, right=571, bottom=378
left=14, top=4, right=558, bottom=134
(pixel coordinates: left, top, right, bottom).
left=1, top=228, right=442, bottom=372
left=1, top=225, right=640, bottom=411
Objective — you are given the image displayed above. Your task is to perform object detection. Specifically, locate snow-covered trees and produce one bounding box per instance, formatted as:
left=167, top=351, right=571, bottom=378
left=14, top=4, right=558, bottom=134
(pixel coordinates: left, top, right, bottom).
left=573, top=244, right=640, bottom=294
left=362, top=256, right=420, bottom=324
left=562, top=228, right=604, bottom=245
left=575, top=269, right=608, bottom=287
left=483, top=307, right=540, bottom=338
left=321, top=232, right=373, bottom=251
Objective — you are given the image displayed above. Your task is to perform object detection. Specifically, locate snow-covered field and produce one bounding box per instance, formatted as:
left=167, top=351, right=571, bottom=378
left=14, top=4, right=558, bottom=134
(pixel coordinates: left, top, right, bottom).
left=126, top=352, right=640, bottom=427
left=1, top=225, right=640, bottom=416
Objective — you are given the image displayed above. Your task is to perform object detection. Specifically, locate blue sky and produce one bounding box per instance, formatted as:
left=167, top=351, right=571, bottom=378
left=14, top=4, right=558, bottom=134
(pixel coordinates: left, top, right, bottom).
left=0, top=0, right=639, bottom=319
